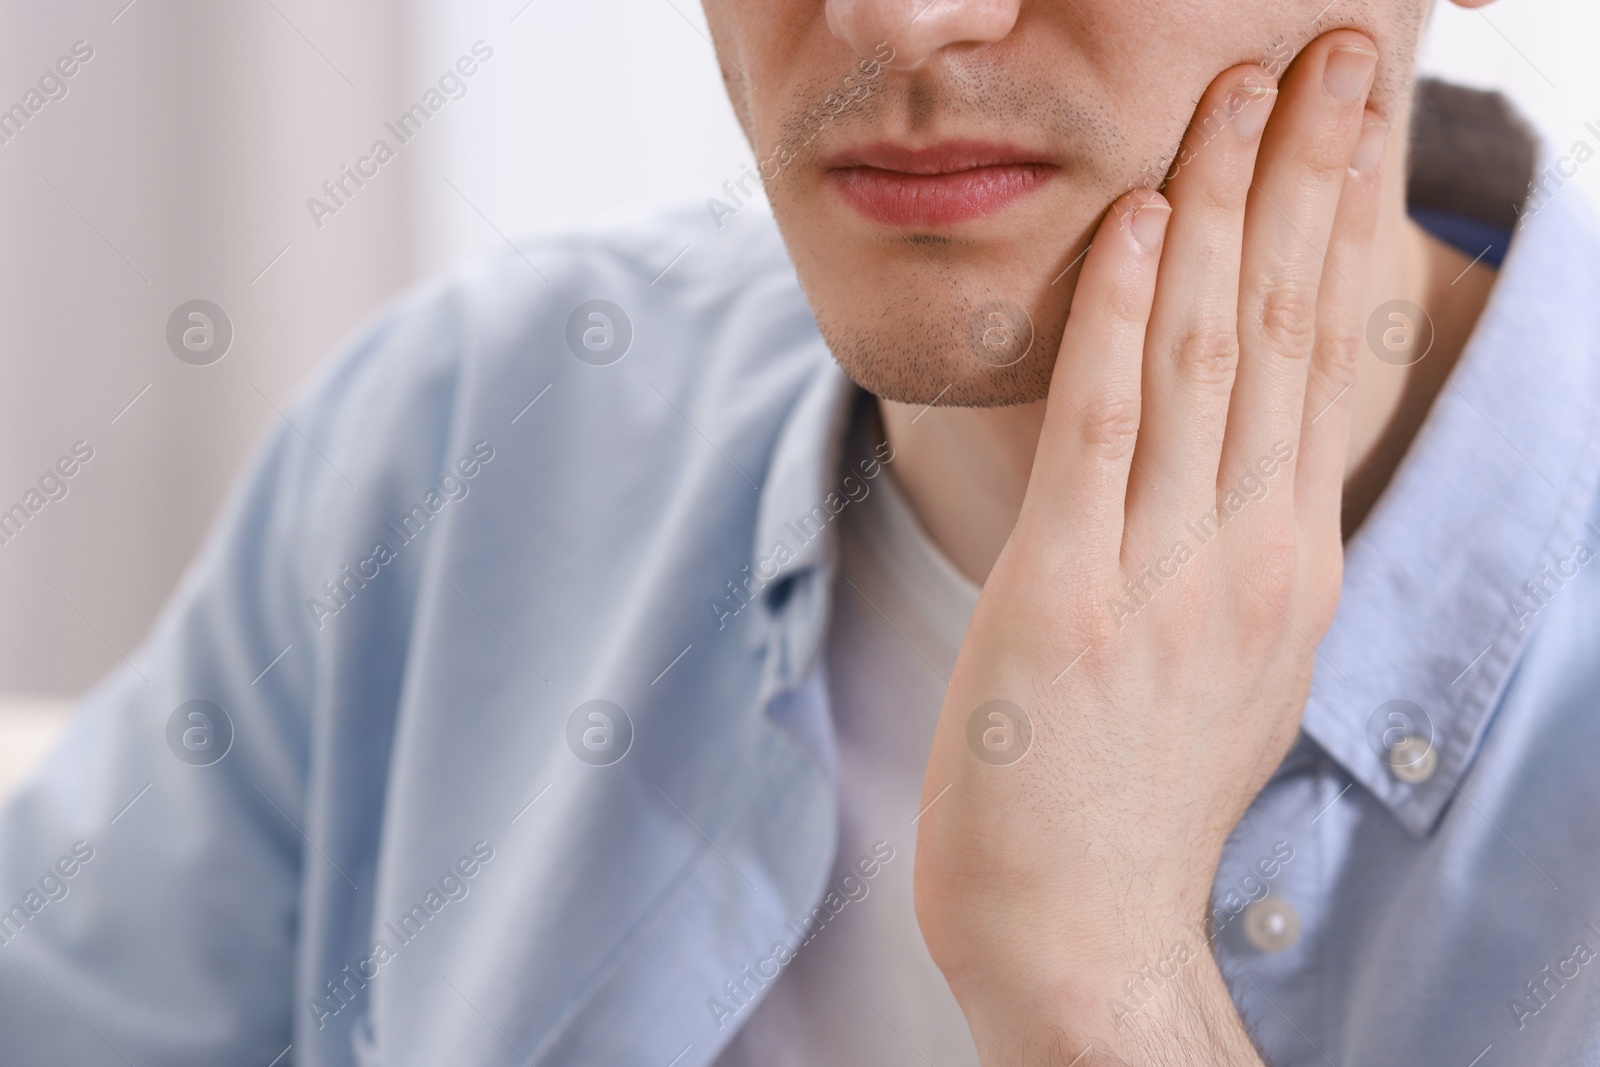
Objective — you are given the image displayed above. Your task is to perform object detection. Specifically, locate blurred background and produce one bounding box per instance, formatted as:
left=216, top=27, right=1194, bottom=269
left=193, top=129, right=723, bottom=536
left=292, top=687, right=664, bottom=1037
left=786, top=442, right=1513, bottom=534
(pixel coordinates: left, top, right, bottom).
left=0, top=0, right=1597, bottom=797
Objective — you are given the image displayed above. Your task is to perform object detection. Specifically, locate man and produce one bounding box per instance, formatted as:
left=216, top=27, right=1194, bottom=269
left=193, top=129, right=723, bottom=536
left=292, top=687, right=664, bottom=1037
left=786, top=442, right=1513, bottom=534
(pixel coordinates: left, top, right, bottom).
left=1, top=0, right=1596, bottom=1063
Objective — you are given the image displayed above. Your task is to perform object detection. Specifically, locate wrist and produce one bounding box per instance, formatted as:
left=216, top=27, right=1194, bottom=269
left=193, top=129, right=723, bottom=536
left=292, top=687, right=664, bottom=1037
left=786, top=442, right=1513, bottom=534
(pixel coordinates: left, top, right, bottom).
left=946, top=921, right=1262, bottom=1067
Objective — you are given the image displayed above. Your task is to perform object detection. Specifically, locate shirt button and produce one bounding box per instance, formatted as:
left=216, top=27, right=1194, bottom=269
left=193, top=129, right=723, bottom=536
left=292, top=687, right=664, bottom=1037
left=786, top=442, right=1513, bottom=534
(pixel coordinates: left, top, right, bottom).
left=1243, top=897, right=1302, bottom=953
left=1386, top=735, right=1437, bottom=783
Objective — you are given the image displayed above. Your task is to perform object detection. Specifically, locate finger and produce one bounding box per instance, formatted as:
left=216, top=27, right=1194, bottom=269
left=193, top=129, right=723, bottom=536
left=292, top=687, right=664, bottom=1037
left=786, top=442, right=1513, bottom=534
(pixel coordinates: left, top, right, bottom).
left=1030, top=188, right=1169, bottom=563
left=1295, top=113, right=1388, bottom=540
left=1125, top=64, right=1278, bottom=547
left=1220, top=32, right=1376, bottom=526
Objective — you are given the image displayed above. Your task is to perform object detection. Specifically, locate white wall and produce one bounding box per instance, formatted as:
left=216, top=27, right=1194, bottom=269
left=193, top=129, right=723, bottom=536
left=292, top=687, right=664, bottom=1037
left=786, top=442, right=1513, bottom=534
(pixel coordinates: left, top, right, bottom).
left=0, top=0, right=417, bottom=696
left=404, top=0, right=760, bottom=276
left=0, top=0, right=1594, bottom=721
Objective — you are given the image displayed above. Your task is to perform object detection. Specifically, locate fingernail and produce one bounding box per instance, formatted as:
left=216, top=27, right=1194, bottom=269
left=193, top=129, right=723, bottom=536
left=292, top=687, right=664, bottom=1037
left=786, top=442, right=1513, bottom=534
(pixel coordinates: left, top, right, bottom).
left=1230, top=83, right=1277, bottom=141
left=1324, top=45, right=1377, bottom=103
left=1349, top=119, right=1388, bottom=174
left=1128, top=202, right=1170, bottom=250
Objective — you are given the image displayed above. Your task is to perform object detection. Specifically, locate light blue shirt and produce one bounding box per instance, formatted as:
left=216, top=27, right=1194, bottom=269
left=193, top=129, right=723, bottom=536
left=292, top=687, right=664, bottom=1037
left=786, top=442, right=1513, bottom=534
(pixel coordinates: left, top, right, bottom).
left=3, top=139, right=1600, bottom=1067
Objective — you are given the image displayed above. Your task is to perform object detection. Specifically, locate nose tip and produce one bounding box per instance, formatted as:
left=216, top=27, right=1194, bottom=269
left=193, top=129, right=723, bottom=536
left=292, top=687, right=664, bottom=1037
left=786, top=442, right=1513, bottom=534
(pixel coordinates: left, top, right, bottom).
left=825, top=0, right=1021, bottom=70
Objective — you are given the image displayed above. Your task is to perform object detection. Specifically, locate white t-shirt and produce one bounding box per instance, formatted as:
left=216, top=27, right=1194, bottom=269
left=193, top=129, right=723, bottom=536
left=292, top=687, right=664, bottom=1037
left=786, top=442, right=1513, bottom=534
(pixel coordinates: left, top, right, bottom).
left=714, top=413, right=983, bottom=1066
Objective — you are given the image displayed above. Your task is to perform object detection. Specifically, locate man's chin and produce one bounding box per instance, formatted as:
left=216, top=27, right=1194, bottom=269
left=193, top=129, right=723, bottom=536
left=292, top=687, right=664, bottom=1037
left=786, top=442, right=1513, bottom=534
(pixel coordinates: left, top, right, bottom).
left=773, top=192, right=1088, bottom=407
left=777, top=220, right=1094, bottom=404
left=814, top=310, right=1062, bottom=408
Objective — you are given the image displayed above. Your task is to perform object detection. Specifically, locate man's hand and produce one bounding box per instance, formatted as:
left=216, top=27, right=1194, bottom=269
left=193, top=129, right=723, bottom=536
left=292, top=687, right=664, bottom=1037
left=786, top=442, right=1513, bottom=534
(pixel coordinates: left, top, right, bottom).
left=914, top=30, right=1385, bottom=1065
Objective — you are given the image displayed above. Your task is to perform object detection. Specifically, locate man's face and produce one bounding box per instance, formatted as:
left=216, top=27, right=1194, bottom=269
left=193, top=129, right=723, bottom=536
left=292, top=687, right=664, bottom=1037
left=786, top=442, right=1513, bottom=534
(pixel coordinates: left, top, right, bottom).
left=701, top=0, right=1427, bottom=406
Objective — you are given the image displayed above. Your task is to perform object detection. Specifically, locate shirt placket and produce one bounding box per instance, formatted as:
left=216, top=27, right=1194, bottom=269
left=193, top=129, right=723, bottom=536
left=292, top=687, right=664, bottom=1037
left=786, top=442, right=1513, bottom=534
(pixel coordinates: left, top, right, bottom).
left=1209, top=742, right=1341, bottom=1065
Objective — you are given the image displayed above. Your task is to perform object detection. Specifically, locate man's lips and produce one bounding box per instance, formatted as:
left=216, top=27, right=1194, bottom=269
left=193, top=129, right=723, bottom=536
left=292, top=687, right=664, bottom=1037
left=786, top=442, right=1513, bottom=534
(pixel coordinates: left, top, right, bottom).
left=823, top=140, right=1057, bottom=228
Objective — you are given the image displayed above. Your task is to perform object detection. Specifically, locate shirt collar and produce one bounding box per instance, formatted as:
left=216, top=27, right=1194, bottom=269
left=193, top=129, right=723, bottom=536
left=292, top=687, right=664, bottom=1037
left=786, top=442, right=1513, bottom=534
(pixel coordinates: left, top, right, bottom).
left=1303, top=168, right=1600, bottom=837
left=748, top=354, right=862, bottom=693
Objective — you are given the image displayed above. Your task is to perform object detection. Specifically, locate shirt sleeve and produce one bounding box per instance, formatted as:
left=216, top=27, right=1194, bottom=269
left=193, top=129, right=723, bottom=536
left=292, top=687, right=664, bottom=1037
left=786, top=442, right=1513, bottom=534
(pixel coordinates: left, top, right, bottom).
left=0, top=288, right=458, bottom=1065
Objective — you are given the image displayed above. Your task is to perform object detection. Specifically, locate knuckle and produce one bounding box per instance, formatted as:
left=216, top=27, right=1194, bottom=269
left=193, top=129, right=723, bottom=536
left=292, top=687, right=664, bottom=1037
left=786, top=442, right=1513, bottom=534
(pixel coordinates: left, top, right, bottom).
left=1254, top=283, right=1319, bottom=357
left=1196, top=175, right=1249, bottom=214
left=1077, top=392, right=1142, bottom=455
left=1167, top=321, right=1241, bottom=389
left=1315, top=329, right=1362, bottom=383
left=1293, top=134, right=1354, bottom=180
left=1105, top=277, right=1153, bottom=327
left=1241, top=533, right=1298, bottom=603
